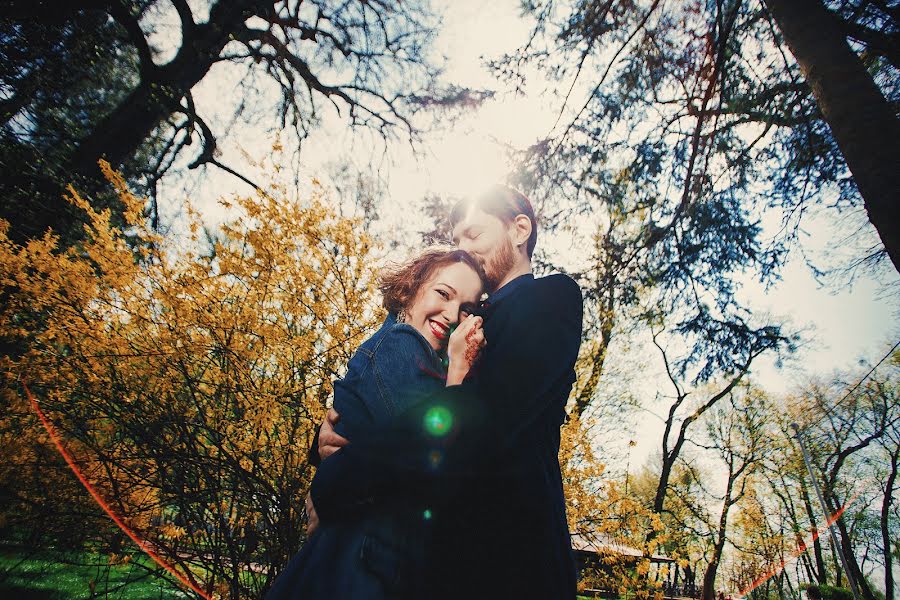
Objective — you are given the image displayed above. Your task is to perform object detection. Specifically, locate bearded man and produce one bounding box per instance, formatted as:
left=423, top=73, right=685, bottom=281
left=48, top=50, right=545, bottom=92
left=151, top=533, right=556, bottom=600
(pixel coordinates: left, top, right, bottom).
left=299, top=185, right=583, bottom=599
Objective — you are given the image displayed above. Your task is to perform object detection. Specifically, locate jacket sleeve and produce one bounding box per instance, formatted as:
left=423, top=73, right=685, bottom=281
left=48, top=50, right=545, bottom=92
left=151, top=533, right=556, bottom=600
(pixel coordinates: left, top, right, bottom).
left=305, top=325, right=441, bottom=467
left=311, top=275, right=583, bottom=521
left=365, top=326, right=447, bottom=423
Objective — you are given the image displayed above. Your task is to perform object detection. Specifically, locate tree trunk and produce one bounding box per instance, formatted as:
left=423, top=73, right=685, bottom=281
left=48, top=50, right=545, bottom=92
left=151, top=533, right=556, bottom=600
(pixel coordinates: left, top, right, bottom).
left=829, top=493, right=876, bottom=600
left=765, top=0, right=900, bottom=273
left=69, top=78, right=176, bottom=176
left=880, top=445, right=898, bottom=600
left=701, top=477, right=735, bottom=600
left=685, top=565, right=697, bottom=596
left=801, top=481, right=828, bottom=584
left=653, top=449, right=675, bottom=515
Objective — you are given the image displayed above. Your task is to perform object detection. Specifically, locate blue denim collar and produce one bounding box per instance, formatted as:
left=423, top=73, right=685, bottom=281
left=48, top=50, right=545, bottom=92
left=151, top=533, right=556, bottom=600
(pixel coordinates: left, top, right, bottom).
left=384, top=312, right=445, bottom=364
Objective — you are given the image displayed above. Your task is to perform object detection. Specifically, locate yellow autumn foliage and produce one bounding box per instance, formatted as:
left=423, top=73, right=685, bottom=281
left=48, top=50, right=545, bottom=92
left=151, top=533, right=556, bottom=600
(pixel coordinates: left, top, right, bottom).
left=0, top=161, right=381, bottom=598
left=561, top=415, right=667, bottom=598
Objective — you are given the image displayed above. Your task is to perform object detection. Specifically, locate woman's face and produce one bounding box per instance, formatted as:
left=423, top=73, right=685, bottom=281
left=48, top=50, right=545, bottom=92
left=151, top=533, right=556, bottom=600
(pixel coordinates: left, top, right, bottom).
left=405, top=261, right=483, bottom=351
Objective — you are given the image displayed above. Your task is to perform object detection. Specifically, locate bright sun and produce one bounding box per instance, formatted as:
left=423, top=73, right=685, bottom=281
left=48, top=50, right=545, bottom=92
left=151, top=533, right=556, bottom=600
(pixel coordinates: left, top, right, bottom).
left=427, top=130, right=513, bottom=198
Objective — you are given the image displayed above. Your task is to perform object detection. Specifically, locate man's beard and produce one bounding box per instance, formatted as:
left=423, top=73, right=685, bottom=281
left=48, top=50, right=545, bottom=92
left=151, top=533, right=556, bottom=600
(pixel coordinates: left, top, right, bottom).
left=482, top=236, right=517, bottom=292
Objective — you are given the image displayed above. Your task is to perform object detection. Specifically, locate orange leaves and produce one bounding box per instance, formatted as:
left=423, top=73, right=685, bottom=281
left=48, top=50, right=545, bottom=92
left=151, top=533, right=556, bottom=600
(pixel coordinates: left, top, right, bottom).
left=0, top=162, right=382, bottom=596
left=159, top=524, right=187, bottom=540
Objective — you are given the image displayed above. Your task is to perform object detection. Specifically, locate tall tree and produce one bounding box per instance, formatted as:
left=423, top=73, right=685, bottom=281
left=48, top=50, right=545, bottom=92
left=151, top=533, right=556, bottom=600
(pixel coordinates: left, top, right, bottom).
left=765, top=423, right=831, bottom=586
left=788, top=360, right=900, bottom=600
left=704, top=355, right=900, bottom=599
left=0, top=7, right=145, bottom=244
left=502, top=0, right=898, bottom=274
left=697, top=386, right=768, bottom=600
left=1, top=0, right=480, bottom=244
left=649, top=319, right=784, bottom=517
left=876, top=414, right=899, bottom=600
left=764, top=0, right=900, bottom=271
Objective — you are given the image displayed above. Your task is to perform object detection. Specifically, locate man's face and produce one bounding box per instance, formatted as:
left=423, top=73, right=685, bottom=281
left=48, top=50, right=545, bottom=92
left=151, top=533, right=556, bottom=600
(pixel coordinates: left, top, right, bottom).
left=451, top=207, right=517, bottom=292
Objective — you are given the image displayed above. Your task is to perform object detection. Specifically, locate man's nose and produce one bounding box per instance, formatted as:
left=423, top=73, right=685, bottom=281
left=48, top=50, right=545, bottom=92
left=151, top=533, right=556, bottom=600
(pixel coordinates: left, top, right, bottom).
left=457, top=239, right=473, bottom=252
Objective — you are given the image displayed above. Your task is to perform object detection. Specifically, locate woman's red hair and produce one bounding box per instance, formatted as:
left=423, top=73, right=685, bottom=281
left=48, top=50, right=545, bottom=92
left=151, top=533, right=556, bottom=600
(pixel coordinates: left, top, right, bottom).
left=379, top=246, right=486, bottom=314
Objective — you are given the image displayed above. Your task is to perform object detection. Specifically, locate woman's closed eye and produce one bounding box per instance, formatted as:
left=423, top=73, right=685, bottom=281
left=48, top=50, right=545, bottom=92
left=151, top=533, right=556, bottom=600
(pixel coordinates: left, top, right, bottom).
left=436, top=289, right=450, bottom=300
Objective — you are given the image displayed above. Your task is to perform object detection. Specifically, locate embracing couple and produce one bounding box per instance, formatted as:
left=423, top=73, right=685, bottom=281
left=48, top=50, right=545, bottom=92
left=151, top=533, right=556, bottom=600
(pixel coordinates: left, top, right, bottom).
left=267, top=185, right=584, bottom=599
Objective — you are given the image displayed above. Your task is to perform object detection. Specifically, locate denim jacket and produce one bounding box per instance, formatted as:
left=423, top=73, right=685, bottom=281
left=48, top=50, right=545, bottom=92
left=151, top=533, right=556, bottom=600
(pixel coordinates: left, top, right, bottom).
left=266, top=313, right=446, bottom=600
left=332, top=313, right=447, bottom=439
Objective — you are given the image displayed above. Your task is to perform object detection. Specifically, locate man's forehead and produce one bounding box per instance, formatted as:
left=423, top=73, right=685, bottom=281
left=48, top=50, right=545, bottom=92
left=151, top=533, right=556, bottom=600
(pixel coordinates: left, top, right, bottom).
left=453, top=206, right=499, bottom=233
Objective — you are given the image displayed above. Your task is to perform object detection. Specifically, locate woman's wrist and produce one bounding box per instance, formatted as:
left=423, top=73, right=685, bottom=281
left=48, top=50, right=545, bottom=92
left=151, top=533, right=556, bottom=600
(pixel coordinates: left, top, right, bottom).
left=445, top=361, right=468, bottom=386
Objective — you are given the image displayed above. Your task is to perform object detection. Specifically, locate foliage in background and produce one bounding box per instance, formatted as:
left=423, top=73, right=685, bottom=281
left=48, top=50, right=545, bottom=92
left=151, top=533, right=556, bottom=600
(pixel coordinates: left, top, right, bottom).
left=561, top=415, right=667, bottom=599
left=0, top=160, right=381, bottom=598
left=666, top=354, right=900, bottom=599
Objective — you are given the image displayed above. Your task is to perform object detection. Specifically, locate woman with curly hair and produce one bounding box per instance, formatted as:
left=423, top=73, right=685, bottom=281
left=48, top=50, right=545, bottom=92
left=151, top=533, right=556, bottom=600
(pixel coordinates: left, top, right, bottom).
left=268, top=246, right=488, bottom=600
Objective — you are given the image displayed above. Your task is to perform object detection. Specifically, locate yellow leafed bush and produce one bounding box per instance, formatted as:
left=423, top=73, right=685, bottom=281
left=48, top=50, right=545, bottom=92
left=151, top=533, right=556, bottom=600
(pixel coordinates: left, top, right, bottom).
left=561, top=415, right=667, bottom=599
left=0, top=161, right=381, bottom=598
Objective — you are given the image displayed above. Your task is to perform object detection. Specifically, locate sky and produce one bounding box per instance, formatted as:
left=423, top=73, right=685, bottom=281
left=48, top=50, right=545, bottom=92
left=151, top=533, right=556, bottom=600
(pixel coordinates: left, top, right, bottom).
left=153, top=0, right=898, bottom=466
left=410, top=0, right=899, bottom=469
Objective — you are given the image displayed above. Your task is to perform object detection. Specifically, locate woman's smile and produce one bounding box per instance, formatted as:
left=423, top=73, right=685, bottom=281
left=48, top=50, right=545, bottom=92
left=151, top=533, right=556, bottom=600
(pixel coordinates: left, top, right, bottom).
left=429, top=319, right=450, bottom=340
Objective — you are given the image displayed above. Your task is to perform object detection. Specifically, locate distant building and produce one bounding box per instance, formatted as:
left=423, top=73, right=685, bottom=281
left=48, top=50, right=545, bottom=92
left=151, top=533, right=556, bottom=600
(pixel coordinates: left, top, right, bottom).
left=571, top=532, right=698, bottom=599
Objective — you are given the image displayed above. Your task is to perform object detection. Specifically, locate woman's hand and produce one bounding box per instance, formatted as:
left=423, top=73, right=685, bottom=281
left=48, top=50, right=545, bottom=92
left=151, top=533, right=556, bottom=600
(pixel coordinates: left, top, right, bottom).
left=446, top=314, right=486, bottom=385
left=317, top=407, right=348, bottom=461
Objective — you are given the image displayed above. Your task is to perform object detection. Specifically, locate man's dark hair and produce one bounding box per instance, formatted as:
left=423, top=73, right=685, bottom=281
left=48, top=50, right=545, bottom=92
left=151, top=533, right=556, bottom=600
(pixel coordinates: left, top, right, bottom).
left=450, top=185, right=538, bottom=258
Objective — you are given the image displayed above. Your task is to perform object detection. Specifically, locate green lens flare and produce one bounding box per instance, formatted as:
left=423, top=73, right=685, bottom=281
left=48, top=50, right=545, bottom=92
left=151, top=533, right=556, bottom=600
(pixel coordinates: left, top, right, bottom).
left=423, top=405, right=453, bottom=437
